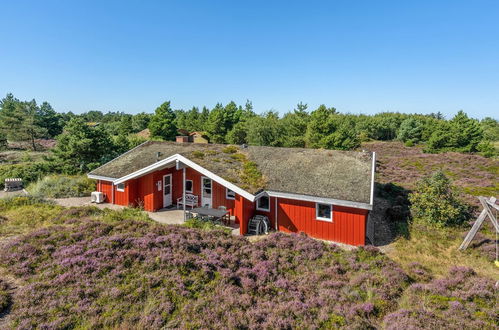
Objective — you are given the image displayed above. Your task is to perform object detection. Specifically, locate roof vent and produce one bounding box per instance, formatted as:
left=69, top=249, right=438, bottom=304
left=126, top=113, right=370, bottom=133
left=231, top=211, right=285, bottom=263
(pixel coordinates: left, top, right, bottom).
left=156, top=152, right=162, bottom=161
left=241, top=144, right=248, bottom=149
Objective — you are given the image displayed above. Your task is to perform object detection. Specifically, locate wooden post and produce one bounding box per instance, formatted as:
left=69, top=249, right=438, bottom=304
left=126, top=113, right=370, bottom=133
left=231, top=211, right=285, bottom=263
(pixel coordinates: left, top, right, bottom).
left=459, top=196, right=498, bottom=250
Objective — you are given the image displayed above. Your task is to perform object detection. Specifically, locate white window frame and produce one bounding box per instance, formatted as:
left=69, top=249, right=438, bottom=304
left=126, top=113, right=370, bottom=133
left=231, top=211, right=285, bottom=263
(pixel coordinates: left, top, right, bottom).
left=116, top=183, right=125, bottom=192
left=185, top=179, right=193, bottom=193
left=256, top=195, right=270, bottom=212
left=316, top=203, right=333, bottom=222
left=226, top=188, right=236, bottom=200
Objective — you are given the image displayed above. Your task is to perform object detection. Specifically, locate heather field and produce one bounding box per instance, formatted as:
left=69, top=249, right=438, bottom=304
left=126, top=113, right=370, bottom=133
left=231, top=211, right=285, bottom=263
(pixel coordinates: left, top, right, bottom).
left=0, top=197, right=497, bottom=329
left=363, top=141, right=499, bottom=203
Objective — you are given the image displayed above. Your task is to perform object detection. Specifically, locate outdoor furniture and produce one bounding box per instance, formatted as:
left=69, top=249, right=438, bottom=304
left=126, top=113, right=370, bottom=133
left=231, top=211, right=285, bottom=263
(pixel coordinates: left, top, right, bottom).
left=4, top=178, right=23, bottom=192
left=177, top=194, right=198, bottom=209
left=191, top=207, right=230, bottom=225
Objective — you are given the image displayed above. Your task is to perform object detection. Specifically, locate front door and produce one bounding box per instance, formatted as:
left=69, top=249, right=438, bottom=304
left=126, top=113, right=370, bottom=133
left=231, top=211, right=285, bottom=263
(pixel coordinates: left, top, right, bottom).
left=163, top=174, right=172, bottom=208
left=201, top=176, right=212, bottom=207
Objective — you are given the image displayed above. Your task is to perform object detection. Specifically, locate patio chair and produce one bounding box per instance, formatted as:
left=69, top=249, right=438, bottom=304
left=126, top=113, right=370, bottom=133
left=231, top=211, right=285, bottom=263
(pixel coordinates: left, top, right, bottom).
left=177, top=194, right=198, bottom=209
left=217, top=206, right=231, bottom=225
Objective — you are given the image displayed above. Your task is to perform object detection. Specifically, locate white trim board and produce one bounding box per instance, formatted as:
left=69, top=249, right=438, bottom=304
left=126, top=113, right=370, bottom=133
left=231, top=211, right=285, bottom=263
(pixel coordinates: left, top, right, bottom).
left=113, top=154, right=178, bottom=184
left=87, top=174, right=118, bottom=182
left=370, top=152, right=376, bottom=206
left=109, top=153, right=256, bottom=202
left=266, top=191, right=373, bottom=210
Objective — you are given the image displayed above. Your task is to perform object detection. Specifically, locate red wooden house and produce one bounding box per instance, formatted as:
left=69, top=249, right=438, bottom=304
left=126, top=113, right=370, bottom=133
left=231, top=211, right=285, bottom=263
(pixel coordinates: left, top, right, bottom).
left=88, top=141, right=375, bottom=246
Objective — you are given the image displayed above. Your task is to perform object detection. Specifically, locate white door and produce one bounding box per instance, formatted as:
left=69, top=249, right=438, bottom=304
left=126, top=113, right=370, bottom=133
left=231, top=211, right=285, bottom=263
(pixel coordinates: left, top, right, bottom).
left=201, top=176, right=212, bottom=207
left=163, top=174, right=172, bottom=208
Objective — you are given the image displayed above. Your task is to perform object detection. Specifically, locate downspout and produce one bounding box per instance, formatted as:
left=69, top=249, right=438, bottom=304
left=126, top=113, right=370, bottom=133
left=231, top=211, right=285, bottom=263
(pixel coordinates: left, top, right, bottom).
left=112, top=183, right=115, bottom=204
left=183, top=167, right=186, bottom=221
left=275, top=197, right=278, bottom=231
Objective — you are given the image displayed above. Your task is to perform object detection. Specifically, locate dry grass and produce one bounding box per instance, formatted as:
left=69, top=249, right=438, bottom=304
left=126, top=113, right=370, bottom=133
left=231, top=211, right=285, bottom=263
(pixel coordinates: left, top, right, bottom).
left=385, top=223, right=498, bottom=280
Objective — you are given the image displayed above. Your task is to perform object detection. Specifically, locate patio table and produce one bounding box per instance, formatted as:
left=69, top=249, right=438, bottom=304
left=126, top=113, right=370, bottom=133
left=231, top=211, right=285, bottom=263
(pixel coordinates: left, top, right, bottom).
left=191, top=207, right=230, bottom=224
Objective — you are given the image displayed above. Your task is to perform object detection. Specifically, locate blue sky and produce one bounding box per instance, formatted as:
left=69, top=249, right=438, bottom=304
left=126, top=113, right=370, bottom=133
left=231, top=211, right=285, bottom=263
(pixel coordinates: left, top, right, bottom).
left=0, top=1, right=498, bottom=119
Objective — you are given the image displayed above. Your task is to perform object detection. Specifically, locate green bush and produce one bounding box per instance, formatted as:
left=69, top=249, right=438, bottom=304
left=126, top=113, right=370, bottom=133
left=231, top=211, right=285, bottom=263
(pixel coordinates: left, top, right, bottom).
left=409, top=171, right=470, bottom=227
left=0, top=161, right=58, bottom=189
left=183, top=217, right=231, bottom=232
left=28, top=175, right=96, bottom=198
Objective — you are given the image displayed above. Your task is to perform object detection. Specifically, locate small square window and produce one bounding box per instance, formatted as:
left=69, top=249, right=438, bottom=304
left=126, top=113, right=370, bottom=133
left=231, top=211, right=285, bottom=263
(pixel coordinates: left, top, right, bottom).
left=185, top=180, right=193, bottom=193
left=316, top=203, right=332, bottom=222
left=116, top=183, right=125, bottom=192
left=256, top=195, right=270, bottom=212
left=226, top=188, right=236, bottom=200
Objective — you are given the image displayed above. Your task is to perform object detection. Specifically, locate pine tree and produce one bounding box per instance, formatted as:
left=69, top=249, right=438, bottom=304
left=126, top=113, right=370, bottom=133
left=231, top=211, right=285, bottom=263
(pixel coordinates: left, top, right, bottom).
left=148, top=101, right=177, bottom=140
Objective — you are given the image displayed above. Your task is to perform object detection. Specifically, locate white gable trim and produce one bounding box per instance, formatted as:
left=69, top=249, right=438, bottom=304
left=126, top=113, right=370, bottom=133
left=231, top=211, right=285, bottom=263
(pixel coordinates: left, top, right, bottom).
left=110, top=153, right=256, bottom=202
left=265, top=191, right=373, bottom=211
left=176, top=155, right=255, bottom=201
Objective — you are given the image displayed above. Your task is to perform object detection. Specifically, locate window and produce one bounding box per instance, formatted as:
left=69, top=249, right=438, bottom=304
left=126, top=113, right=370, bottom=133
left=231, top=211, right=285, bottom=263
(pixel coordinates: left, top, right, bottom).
left=116, top=183, right=125, bottom=192
left=185, top=179, right=193, bottom=193
left=316, top=203, right=332, bottom=222
left=256, top=195, right=270, bottom=212
left=226, top=188, right=236, bottom=200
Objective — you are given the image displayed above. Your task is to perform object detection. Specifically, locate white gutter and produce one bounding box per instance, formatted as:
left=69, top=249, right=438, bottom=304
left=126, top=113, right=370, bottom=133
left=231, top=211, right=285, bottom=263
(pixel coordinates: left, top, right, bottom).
left=370, top=152, right=376, bottom=206
left=113, top=154, right=179, bottom=184
left=87, top=174, right=118, bottom=182
left=265, top=191, right=373, bottom=211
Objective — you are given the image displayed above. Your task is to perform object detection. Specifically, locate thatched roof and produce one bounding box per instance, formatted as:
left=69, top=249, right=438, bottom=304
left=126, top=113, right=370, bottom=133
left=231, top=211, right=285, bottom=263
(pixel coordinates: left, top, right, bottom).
left=89, top=141, right=374, bottom=204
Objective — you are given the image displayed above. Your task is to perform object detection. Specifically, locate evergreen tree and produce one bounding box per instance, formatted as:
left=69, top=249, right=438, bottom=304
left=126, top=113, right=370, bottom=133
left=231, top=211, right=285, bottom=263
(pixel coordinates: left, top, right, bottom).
left=36, top=101, right=63, bottom=138
left=51, top=118, right=114, bottom=173
left=305, top=104, right=336, bottom=148
left=246, top=111, right=283, bottom=147
left=205, top=103, right=227, bottom=143
left=118, top=115, right=133, bottom=135
left=148, top=101, right=177, bottom=140
left=397, top=118, right=423, bottom=144
left=282, top=102, right=310, bottom=147
left=131, top=112, right=151, bottom=133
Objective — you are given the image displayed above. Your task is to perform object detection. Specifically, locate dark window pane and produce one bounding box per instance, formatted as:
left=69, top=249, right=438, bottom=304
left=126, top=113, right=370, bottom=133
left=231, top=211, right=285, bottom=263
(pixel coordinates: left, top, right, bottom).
left=258, top=196, right=269, bottom=210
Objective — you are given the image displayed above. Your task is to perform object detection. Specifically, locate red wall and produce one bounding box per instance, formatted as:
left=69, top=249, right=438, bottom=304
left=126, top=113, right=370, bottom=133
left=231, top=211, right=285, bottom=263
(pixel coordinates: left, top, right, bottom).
left=98, top=180, right=113, bottom=203
left=235, top=194, right=255, bottom=235
left=277, top=198, right=367, bottom=246
left=99, top=166, right=238, bottom=213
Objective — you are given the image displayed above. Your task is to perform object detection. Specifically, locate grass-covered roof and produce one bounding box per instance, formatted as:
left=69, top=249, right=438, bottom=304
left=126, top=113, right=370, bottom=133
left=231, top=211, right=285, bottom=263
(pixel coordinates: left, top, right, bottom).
left=89, top=141, right=373, bottom=204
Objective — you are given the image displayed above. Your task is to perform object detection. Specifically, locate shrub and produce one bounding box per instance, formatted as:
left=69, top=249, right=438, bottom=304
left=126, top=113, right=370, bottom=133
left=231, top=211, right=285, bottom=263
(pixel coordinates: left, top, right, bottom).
left=222, top=145, right=238, bottom=154
left=191, top=151, right=204, bottom=159
left=409, top=171, right=470, bottom=227
left=28, top=175, right=96, bottom=198
left=0, top=161, right=58, bottom=189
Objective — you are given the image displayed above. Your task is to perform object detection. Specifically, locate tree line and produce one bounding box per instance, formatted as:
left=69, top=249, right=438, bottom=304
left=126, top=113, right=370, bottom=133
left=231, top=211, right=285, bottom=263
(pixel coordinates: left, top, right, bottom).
left=0, top=93, right=497, bottom=173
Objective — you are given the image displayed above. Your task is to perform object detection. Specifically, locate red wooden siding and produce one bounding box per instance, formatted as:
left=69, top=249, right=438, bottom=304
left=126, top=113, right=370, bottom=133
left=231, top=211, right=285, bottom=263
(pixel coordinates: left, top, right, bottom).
left=98, top=180, right=113, bottom=203
left=235, top=195, right=255, bottom=235
left=277, top=198, right=367, bottom=246
left=254, top=196, right=277, bottom=230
